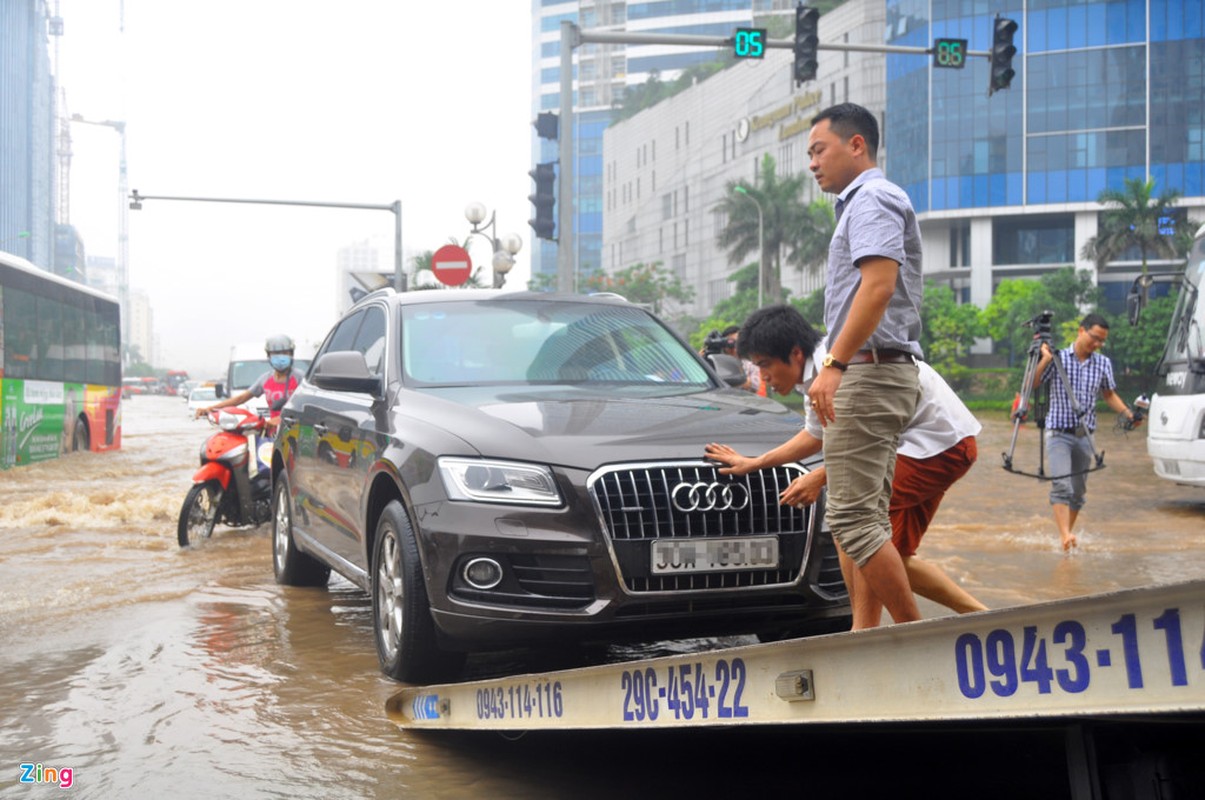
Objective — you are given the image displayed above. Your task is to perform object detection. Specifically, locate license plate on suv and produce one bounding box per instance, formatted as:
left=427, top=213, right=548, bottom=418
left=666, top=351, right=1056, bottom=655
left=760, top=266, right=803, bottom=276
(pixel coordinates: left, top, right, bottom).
left=651, top=536, right=779, bottom=575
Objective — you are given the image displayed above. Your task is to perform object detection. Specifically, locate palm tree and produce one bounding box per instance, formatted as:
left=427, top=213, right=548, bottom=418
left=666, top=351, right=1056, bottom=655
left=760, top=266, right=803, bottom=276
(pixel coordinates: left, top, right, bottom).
left=1080, top=177, right=1185, bottom=276
left=786, top=197, right=835, bottom=277
left=716, top=154, right=810, bottom=306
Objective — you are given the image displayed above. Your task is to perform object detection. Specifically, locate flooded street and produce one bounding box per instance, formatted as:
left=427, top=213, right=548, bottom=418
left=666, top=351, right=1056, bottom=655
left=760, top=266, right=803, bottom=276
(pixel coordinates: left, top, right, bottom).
left=2, top=396, right=1203, bottom=798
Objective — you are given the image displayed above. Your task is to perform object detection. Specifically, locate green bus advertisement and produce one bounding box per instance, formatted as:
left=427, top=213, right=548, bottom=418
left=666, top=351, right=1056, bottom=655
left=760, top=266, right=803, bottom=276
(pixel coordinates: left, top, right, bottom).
left=1, top=252, right=122, bottom=469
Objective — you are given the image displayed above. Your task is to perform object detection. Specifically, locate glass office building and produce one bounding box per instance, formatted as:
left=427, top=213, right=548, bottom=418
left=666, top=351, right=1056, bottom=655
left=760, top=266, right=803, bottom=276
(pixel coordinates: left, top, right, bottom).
left=885, top=0, right=1205, bottom=311
left=0, top=0, right=57, bottom=268
left=530, top=0, right=761, bottom=286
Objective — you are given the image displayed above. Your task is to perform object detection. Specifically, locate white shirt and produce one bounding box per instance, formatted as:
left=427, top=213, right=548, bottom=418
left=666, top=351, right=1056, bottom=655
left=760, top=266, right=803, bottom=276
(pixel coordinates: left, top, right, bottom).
left=796, top=342, right=979, bottom=459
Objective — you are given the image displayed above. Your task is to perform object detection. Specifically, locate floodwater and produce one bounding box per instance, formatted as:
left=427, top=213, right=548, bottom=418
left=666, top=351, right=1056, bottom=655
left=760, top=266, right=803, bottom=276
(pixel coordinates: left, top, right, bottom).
left=2, top=396, right=1203, bottom=798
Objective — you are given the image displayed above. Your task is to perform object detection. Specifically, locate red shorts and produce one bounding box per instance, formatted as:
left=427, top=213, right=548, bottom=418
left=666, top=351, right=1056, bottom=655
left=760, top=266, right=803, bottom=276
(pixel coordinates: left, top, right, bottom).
left=889, top=436, right=977, bottom=557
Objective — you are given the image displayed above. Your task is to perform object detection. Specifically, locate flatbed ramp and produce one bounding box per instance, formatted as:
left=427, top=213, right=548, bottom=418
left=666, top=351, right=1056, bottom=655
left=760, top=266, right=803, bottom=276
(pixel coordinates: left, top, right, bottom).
left=387, top=580, right=1205, bottom=732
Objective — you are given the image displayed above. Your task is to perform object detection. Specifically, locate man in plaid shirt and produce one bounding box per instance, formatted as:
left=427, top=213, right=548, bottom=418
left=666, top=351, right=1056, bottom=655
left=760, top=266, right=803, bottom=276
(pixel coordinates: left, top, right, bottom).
left=1035, top=313, right=1142, bottom=551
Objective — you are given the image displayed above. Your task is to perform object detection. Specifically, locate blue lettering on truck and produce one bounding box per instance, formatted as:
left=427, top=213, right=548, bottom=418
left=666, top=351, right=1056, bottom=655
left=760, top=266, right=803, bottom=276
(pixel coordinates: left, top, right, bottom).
left=954, top=607, right=1198, bottom=699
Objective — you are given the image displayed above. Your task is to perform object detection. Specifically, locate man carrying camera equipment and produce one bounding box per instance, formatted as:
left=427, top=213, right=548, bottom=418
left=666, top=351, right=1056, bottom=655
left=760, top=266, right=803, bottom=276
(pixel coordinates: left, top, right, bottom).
left=702, top=325, right=760, bottom=393
left=1035, top=313, right=1143, bottom=551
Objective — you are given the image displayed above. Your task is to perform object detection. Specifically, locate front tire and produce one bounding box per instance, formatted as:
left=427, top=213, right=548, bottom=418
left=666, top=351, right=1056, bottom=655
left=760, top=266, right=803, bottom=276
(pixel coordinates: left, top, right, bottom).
left=178, top=481, right=221, bottom=547
left=372, top=501, right=463, bottom=683
left=272, top=472, right=330, bottom=587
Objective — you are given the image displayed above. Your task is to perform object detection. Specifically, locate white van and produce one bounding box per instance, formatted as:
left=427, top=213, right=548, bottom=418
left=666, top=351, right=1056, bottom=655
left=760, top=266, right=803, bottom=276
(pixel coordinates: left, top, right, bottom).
left=221, top=341, right=316, bottom=415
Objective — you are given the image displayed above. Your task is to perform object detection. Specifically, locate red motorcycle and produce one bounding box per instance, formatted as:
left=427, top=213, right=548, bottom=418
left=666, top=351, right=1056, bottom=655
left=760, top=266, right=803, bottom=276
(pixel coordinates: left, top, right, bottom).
left=178, top=407, right=274, bottom=547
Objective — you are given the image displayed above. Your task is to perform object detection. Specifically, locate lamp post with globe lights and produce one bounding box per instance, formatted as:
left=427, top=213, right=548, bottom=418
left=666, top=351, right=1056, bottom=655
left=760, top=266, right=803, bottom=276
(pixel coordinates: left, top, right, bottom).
left=464, top=202, right=522, bottom=288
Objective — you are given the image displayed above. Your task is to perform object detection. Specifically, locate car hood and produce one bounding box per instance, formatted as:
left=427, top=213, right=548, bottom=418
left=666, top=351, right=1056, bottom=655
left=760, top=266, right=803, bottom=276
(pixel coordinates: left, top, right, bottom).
left=398, top=385, right=804, bottom=469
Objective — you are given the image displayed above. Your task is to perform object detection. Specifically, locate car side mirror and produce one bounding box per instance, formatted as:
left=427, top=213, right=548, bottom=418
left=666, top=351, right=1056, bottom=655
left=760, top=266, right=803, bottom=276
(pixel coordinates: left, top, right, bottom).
left=311, top=351, right=382, bottom=395
left=214, top=383, right=227, bottom=399
left=707, top=353, right=748, bottom=388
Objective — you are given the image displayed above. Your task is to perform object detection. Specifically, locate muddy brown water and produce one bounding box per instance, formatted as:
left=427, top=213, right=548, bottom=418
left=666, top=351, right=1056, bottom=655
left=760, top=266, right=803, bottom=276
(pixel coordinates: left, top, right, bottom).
left=2, top=396, right=1202, bottom=798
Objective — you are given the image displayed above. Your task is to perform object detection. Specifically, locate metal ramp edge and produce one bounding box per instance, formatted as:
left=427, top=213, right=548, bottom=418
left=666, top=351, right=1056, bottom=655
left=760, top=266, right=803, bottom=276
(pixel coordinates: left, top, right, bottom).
left=385, top=579, right=1205, bottom=732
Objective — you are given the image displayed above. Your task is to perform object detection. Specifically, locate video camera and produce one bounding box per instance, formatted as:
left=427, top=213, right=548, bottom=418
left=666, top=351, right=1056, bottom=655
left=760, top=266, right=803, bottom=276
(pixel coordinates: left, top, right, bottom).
left=702, top=330, right=731, bottom=357
left=1119, top=394, right=1150, bottom=432
left=1021, top=310, right=1055, bottom=354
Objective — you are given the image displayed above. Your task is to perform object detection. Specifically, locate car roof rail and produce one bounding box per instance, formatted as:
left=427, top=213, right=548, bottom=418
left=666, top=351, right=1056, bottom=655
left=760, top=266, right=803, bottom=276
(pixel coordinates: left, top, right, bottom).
left=585, top=291, right=630, bottom=303
left=356, top=286, right=396, bottom=306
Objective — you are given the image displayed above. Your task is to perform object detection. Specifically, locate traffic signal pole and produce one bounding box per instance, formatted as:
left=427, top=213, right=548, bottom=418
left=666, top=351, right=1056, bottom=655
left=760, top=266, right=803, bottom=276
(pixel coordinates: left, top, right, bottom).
left=555, top=16, right=1007, bottom=292
left=128, top=191, right=406, bottom=292
left=558, top=21, right=575, bottom=293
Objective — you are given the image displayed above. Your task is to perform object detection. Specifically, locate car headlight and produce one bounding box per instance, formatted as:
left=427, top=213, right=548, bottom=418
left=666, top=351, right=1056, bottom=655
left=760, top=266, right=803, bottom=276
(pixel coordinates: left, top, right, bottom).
left=438, top=457, right=562, bottom=506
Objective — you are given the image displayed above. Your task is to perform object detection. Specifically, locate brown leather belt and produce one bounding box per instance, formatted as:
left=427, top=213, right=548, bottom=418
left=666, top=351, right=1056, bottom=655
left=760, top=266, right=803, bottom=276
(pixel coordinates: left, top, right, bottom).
left=847, top=348, right=915, bottom=365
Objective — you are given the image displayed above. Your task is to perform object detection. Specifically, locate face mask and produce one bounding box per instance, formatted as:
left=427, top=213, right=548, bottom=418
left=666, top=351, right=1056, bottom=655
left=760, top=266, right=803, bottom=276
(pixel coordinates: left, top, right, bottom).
left=270, top=355, right=292, bottom=371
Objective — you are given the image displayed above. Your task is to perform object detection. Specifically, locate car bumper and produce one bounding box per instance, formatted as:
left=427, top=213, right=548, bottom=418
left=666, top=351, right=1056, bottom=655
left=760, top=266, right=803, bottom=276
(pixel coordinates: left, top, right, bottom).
left=412, top=492, right=849, bottom=651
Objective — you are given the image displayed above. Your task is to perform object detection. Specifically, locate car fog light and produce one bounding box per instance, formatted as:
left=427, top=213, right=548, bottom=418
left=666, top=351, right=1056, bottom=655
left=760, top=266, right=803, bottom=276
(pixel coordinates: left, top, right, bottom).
left=463, top=557, right=503, bottom=590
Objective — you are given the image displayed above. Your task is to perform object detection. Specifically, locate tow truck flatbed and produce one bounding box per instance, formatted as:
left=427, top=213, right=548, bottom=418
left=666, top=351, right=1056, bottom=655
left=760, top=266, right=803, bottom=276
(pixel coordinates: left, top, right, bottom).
left=387, top=580, right=1205, bottom=732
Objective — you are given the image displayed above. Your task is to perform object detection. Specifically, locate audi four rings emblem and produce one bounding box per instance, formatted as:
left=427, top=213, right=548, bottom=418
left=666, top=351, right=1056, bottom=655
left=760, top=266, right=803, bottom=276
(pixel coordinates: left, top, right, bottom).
left=671, top=481, right=750, bottom=512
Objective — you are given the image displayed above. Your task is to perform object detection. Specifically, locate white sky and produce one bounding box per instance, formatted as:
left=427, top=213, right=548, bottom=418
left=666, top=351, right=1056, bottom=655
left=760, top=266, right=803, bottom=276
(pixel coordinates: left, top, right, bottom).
left=59, top=0, right=534, bottom=378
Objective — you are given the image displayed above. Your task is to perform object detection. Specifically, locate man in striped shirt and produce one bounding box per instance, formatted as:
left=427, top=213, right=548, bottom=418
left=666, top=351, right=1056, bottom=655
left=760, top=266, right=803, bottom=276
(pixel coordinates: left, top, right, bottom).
left=1035, top=313, right=1141, bottom=551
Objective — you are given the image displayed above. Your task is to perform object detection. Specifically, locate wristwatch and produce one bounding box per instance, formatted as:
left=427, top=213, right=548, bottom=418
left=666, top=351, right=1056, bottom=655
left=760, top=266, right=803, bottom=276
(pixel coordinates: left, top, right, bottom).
left=822, top=354, right=848, bottom=372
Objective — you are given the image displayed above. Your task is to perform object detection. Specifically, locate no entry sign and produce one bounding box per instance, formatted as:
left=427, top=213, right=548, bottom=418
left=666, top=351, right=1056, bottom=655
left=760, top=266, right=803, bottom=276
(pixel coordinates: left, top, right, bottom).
left=431, top=244, right=472, bottom=287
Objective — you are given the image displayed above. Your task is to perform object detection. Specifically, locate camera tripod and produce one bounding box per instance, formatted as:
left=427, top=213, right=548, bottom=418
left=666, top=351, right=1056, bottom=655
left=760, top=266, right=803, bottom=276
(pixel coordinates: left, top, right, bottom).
left=1001, top=334, right=1106, bottom=481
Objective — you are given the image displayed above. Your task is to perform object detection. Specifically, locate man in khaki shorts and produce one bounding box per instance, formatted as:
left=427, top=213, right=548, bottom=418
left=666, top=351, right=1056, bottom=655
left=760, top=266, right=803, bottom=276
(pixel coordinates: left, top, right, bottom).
left=804, top=102, right=923, bottom=625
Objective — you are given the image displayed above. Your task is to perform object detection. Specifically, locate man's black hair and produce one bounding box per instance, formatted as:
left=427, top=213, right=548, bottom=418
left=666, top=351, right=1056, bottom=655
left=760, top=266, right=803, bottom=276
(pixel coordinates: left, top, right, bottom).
left=1080, top=312, right=1109, bottom=331
left=721, top=325, right=741, bottom=337
left=737, top=304, right=822, bottom=365
left=811, top=102, right=879, bottom=161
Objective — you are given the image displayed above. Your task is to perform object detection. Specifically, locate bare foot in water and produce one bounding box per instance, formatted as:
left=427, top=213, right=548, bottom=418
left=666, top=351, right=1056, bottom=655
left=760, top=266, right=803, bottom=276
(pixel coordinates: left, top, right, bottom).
left=1062, top=532, right=1078, bottom=551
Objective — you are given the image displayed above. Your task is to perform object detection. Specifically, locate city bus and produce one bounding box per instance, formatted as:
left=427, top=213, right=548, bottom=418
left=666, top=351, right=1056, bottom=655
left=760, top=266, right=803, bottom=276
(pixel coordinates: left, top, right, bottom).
left=164, top=369, right=189, bottom=396
left=1, top=251, right=122, bottom=469
left=1127, top=222, right=1205, bottom=487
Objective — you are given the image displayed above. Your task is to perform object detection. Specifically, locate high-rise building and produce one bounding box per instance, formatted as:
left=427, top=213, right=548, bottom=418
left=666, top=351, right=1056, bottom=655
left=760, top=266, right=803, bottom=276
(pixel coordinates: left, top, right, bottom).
left=885, top=0, right=1205, bottom=312
left=127, top=288, right=154, bottom=367
left=601, top=1, right=887, bottom=315
left=86, top=254, right=118, bottom=298
left=0, top=0, right=57, bottom=268
left=531, top=0, right=771, bottom=286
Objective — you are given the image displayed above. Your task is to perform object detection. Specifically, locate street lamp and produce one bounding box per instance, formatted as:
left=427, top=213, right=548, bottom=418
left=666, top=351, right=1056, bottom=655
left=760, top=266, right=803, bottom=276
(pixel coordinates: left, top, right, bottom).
left=464, top=202, right=523, bottom=288
left=71, top=115, right=130, bottom=348
left=733, top=186, right=765, bottom=308
left=128, top=191, right=405, bottom=291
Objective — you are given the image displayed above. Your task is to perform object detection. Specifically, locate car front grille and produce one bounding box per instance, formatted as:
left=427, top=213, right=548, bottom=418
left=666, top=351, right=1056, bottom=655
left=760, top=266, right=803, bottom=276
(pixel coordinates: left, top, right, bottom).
left=588, top=461, right=817, bottom=593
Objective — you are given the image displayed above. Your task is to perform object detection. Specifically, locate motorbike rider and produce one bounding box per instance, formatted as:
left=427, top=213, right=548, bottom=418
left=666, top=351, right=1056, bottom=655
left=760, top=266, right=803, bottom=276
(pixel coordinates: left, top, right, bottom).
left=195, top=334, right=303, bottom=434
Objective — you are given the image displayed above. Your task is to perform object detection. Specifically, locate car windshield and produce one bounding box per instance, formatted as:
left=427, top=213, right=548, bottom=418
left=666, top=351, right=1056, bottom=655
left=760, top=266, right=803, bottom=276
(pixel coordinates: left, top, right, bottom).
left=189, top=387, right=217, bottom=402
left=402, top=299, right=712, bottom=389
left=230, top=358, right=313, bottom=390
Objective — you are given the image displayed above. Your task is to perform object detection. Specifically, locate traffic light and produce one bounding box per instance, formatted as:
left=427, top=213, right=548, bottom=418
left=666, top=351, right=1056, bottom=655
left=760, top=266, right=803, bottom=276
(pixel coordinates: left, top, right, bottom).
left=794, top=5, right=819, bottom=86
left=528, top=161, right=557, bottom=241
left=534, top=111, right=559, bottom=141
left=989, top=15, right=1018, bottom=95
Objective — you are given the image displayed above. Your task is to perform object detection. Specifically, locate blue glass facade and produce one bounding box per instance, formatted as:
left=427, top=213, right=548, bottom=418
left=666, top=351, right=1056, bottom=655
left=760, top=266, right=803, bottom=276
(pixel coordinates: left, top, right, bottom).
left=886, top=0, right=1205, bottom=214
left=530, top=0, right=755, bottom=284
left=0, top=0, right=56, bottom=268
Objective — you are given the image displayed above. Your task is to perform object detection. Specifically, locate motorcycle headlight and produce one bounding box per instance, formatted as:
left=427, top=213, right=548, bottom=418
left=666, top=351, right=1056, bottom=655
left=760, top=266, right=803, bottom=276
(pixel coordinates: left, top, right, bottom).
left=217, top=411, right=243, bottom=431
left=438, top=457, right=562, bottom=507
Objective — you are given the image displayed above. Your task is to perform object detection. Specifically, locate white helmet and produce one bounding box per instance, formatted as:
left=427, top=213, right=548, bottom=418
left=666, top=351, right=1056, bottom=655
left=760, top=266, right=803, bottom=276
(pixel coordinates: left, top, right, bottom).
left=265, top=334, right=294, bottom=354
